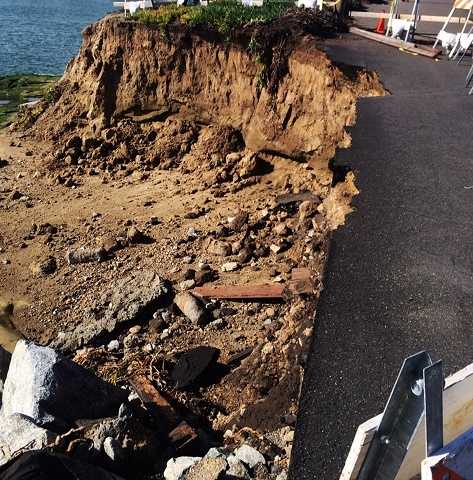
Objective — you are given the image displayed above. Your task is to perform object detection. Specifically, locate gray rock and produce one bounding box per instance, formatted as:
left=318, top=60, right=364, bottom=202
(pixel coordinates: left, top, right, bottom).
left=1, top=340, right=127, bottom=430
left=54, top=271, right=170, bottom=351
left=234, top=444, right=266, bottom=468
left=0, top=413, right=57, bottom=466
left=174, top=292, right=207, bottom=326
left=184, top=456, right=227, bottom=480
left=164, top=456, right=201, bottom=480
left=226, top=454, right=250, bottom=479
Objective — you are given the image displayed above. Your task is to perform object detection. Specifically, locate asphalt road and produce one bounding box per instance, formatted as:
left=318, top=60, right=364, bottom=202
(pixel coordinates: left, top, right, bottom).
left=289, top=37, right=473, bottom=479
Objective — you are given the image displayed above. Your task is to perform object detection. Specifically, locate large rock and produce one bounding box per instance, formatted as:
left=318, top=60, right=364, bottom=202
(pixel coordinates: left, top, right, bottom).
left=0, top=413, right=57, bottom=466
left=54, top=270, right=171, bottom=351
left=1, top=340, right=127, bottom=430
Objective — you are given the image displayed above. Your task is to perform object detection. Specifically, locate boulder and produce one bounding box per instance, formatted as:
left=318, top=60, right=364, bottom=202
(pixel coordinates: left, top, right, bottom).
left=0, top=413, right=57, bottom=466
left=164, top=456, right=201, bottom=480
left=1, top=340, right=127, bottom=430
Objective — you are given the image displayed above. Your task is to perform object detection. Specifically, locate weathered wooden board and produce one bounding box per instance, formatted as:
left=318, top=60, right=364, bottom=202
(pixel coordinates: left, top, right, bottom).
left=349, top=27, right=441, bottom=58
left=341, top=362, right=473, bottom=480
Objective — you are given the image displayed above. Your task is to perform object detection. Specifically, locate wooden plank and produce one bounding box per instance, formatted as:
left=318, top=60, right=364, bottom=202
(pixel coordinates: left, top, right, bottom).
left=129, top=375, right=181, bottom=429
left=351, top=11, right=473, bottom=23
left=349, top=27, right=441, bottom=58
left=192, top=283, right=286, bottom=300
left=340, top=362, right=473, bottom=480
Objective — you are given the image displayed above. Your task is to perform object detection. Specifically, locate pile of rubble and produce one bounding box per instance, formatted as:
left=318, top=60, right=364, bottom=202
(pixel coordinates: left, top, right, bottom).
left=0, top=340, right=286, bottom=479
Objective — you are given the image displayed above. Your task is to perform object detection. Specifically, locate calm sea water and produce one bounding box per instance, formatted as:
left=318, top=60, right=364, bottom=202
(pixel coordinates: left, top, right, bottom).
left=0, top=0, right=112, bottom=76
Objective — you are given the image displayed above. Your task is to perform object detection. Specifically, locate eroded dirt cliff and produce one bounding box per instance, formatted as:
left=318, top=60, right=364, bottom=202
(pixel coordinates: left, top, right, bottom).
left=30, top=13, right=383, bottom=163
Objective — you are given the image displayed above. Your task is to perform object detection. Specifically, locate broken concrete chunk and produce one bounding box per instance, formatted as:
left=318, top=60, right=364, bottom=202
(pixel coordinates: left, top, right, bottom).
left=0, top=413, right=57, bottom=466
left=184, top=456, right=228, bottom=480
left=234, top=444, right=266, bottom=468
left=66, top=247, right=106, bottom=265
left=1, top=340, right=127, bottom=430
left=174, top=292, right=208, bottom=326
left=164, top=456, right=201, bottom=480
left=55, top=271, right=170, bottom=351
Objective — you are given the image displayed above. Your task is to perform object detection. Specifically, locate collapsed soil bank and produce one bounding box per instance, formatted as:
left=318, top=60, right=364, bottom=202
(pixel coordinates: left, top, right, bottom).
left=1, top=12, right=385, bottom=479
left=30, top=14, right=384, bottom=163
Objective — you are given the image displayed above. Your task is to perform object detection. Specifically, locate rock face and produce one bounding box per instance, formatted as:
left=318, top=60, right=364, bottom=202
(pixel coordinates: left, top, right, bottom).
left=31, top=16, right=384, bottom=163
left=1, top=340, right=127, bottom=430
left=55, top=270, right=171, bottom=350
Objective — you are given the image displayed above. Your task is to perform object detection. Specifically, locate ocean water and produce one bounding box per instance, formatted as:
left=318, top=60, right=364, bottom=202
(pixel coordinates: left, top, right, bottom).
left=0, top=0, right=112, bottom=76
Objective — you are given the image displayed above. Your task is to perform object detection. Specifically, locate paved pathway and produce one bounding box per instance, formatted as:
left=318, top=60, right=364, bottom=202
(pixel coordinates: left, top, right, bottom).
left=289, top=36, right=473, bottom=479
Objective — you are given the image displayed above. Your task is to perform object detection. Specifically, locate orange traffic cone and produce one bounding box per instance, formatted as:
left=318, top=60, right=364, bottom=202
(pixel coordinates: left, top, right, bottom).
left=375, top=17, right=385, bottom=34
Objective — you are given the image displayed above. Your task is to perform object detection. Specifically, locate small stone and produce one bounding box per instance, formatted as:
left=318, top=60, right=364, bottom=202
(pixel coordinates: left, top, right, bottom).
left=208, top=318, right=225, bottom=330
left=126, top=226, right=146, bottom=244
left=182, top=256, right=194, bottom=264
left=128, top=325, right=142, bottom=335
left=181, top=268, right=196, bottom=280
left=107, top=340, right=120, bottom=352
left=208, top=240, right=231, bottom=257
left=237, top=248, right=251, bottom=264
left=174, top=292, right=208, bottom=326
left=194, top=270, right=213, bottom=286
left=160, top=329, right=170, bottom=340
left=234, top=444, right=266, bottom=468
left=30, top=256, right=57, bottom=276
left=179, top=279, right=196, bottom=291
left=221, top=262, right=239, bottom=272
left=270, top=244, right=282, bottom=254
left=204, top=447, right=226, bottom=459
left=262, top=343, right=274, bottom=355
left=274, top=223, right=290, bottom=236
left=228, top=211, right=248, bottom=232
left=299, top=200, right=317, bottom=221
